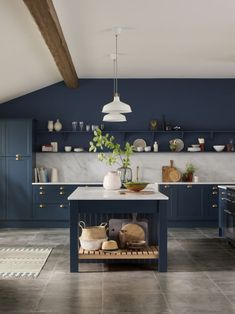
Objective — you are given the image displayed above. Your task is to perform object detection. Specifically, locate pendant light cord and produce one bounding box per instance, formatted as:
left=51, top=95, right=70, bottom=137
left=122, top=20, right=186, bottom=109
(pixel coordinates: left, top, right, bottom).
left=115, top=33, right=118, bottom=96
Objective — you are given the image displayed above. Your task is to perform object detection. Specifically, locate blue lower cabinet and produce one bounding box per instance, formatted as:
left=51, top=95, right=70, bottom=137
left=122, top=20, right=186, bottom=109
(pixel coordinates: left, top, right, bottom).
left=34, top=203, right=69, bottom=221
left=202, top=185, right=218, bottom=221
left=33, top=185, right=77, bottom=221
left=176, top=185, right=203, bottom=220
left=218, top=188, right=227, bottom=236
left=6, top=157, right=32, bottom=220
left=0, top=157, right=6, bottom=220
left=159, top=184, right=219, bottom=227
left=0, top=120, right=5, bottom=156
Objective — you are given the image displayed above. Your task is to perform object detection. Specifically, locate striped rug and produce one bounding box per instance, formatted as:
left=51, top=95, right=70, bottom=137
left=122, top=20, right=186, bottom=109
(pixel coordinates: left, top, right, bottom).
left=0, top=247, right=52, bottom=279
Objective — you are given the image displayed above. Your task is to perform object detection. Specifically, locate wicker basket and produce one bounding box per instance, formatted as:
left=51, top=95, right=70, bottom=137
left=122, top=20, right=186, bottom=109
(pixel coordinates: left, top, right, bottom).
left=78, top=221, right=108, bottom=240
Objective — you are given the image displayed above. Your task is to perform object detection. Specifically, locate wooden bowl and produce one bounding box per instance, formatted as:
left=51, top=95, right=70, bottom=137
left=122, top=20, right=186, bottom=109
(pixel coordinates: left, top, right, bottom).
left=123, top=182, right=149, bottom=192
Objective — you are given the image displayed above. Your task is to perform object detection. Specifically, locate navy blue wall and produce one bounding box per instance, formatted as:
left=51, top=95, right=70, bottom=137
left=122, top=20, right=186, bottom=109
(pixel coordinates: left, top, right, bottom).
left=0, top=79, right=235, bottom=130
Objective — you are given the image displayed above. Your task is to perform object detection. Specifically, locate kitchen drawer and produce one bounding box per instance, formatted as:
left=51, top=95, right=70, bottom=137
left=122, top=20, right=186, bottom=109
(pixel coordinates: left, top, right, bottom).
left=34, top=203, right=69, bottom=220
left=33, top=185, right=77, bottom=204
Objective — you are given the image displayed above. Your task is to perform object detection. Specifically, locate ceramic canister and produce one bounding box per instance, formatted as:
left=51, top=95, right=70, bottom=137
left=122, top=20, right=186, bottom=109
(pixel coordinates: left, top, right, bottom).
left=103, top=171, right=121, bottom=190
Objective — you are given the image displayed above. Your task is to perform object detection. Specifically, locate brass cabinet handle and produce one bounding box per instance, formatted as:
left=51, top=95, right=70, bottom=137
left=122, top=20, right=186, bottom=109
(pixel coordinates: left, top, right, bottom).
left=187, top=185, right=192, bottom=188
left=39, top=191, right=45, bottom=195
left=212, top=204, right=218, bottom=208
left=212, top=191, right=218, bottom=195
left=59, top=191, right=65, bottom=195
left=39, top=204, right=45, bottom=208
left=15, top=154, right=22, bottom=161
left=221, top=191, right=226, bottom=195
left=212, top=186, right=218, bottom=190
left=39, top=186, right=44, bottom=190
left=59, top=186, right=64, bottom=190
left=60, top=204, right=65, bottom=208
left=164, top=185, right=170, bottom=188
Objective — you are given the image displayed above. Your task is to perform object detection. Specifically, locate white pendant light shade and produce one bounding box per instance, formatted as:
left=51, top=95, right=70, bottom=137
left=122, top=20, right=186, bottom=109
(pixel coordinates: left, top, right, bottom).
left=102, top=95, right=132, bottom=114
left=103, top=113, right=127, bottom=122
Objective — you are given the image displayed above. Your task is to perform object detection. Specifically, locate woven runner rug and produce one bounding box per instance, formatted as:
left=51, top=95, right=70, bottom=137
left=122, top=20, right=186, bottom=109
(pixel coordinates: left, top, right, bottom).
left=0, top=247, right=53, bottom=279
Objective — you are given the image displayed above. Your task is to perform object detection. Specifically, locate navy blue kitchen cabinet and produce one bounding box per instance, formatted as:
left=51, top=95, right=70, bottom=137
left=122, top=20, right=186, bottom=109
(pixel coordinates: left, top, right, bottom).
left=202, top=185, right=218, bottom=221
left=6, top=157, right=32, bottom=220
left=0, top=157, right=6, bottom=220
left=218, top=187, right=227, bottom=236
left=176, top=185, right=203, bottom=220
left=33, top=185, right=77, bottom=221
left=0, top=119, right=34, bottom=226
left=0, top=120, right=5, bottom=156
left=159, top=184, right=177, bottom=219
left=159, top=184, right=219, bottom=227
left=5, top=119, right=32, bottom=156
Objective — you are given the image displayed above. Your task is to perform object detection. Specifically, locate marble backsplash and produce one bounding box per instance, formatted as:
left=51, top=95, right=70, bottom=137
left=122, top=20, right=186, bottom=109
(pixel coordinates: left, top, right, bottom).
left=36, top=152, right=235, bottom=183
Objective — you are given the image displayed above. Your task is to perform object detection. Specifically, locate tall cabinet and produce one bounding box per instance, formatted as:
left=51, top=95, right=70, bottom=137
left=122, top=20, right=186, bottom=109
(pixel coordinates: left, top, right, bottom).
left=0, top=119, right=34, bottom=222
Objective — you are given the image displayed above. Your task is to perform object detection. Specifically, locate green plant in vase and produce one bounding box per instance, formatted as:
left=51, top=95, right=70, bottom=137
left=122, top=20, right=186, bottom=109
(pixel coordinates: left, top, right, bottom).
left=182, top=163, right=196, bottom=182
left=89, top=128, right=134, bottom=183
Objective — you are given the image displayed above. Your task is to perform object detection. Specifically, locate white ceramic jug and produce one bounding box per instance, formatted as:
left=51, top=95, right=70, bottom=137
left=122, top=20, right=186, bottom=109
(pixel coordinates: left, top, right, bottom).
left=103, top=171, right=121, bottom=190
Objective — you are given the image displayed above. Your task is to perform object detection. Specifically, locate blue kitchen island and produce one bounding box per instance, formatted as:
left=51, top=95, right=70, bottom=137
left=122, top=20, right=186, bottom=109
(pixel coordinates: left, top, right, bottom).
left=68, top=187, right=169, bottom=272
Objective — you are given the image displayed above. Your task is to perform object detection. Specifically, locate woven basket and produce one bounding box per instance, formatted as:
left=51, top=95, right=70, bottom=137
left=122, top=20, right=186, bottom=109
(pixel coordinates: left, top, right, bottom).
left=78, top=221, right=108, bottom=240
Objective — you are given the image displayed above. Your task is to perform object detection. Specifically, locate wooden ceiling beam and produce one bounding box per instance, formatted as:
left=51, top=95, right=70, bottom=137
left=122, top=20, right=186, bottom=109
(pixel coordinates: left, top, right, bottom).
left=23, top=0, right=78, bottom=88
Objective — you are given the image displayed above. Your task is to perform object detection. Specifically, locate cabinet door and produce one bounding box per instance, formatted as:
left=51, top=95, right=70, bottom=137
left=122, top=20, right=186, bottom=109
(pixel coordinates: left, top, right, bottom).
left=0, top=120, right=5, bottom=156
left=0, top=157, right=6, bottom=219
left=5, top=119, right=32, bottom=156
left=202, top=185, right=218, bottom=220
left=176, top=185, right=203, bottom=220
left=159, top=185, right=177, bottom=220
left=6, top=157, right=32, bottom=220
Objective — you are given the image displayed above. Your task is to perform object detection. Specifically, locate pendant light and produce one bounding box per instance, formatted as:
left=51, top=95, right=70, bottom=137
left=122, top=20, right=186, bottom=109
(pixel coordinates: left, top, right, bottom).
left=102, top=28, right=132, bottom=122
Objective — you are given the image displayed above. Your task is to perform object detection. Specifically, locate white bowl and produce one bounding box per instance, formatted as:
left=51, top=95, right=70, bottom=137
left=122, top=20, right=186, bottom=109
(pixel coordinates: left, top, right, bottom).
left=79, top=237, right=107, bottom=251
left=213, top=145, right=225, bottom=152
left=144, top=146, right=151, bottom=152
left=64, top=146, right=72, bottom=152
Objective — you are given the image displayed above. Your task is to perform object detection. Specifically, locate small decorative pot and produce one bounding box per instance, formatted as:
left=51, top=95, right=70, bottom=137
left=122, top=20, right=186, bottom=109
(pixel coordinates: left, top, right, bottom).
left=103, top=171, right=121, bottom=190
left=47, top=120, right=54, bottom=132
left=54, top=119, right=62, bottom=132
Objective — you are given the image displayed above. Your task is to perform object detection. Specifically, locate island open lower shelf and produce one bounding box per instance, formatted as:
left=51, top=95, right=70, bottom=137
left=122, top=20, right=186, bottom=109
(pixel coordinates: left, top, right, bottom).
left=79, top=246, right=159, bottom=260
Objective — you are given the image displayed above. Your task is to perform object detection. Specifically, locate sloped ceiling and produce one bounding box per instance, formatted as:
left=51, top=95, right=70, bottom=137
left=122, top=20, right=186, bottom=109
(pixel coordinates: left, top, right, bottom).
left=1, top=0, right=235, bottom=103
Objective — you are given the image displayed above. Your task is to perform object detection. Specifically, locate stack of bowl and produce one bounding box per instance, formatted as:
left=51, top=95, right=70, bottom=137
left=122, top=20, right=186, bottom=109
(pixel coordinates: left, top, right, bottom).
left=78, top=221, right=108, bottom=251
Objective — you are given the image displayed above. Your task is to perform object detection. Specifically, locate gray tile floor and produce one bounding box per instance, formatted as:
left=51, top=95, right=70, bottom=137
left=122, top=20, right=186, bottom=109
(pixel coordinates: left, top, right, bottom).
left=0, top=228, right=235, bottom=313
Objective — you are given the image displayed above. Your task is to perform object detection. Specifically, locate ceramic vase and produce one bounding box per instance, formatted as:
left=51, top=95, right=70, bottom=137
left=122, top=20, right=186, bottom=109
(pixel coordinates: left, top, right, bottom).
left=54, top=119, right=62, bottom=132
left=48, top=120, right=54, bottom=132
left=103, top=171, right=121, bottom=190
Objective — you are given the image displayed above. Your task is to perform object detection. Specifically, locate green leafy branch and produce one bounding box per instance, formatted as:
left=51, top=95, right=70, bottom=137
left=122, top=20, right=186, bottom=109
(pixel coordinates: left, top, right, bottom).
left=89, top=128, right=133, bottom=167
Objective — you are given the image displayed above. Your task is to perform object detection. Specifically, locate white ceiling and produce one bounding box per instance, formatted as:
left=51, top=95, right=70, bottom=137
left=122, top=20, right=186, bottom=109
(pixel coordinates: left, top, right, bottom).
left=1, top=0, right=235, bottom=103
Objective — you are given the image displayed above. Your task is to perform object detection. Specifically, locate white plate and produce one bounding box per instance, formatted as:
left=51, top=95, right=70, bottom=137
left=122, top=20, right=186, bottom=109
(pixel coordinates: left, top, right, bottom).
left=74, top=148, right=84, bottom=152
left=133, top=139, right=147, bottom=151
left=188, top=147, right=201, bottom=152
left=170, top=138, right=184, bottom=152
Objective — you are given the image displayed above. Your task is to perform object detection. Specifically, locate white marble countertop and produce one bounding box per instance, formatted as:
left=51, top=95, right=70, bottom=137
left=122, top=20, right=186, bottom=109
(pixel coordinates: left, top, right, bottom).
left=68, top=187, right=169, bottom=201
left=32, top=181, right=235, bottom=186
left=32, top=182, right=102, bottom=185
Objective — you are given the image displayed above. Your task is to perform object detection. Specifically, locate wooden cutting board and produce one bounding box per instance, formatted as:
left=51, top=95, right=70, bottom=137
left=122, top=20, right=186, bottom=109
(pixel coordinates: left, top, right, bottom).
left=162, top=160, right=182, bottom=182
left=162, top=160, right=175, bottom=182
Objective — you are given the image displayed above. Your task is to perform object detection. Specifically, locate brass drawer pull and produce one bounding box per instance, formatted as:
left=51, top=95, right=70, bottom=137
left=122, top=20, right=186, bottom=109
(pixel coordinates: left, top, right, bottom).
left=39, top=191, right=45, bottom=195
left=60, top=204, right=65, bottom=208
left=39, top=204, right=45, bottom=208
left=212, top=204, right=218, bottom=208
left=15, top=154, right=23, bottom=161
left=187, top=185, right=192, bottom=188
left=59, top=186, right=64, bottom=190
left=212, top=191, right=218, bottom=195
left=164, top=185, right=169, bottom=188
left=39, top=186, right=44, bottom=190
left=212, top=186, right=218, bottom=190
left=59, top=191, right=65, bottom=195
left=221, top=192, right=226, bottom=195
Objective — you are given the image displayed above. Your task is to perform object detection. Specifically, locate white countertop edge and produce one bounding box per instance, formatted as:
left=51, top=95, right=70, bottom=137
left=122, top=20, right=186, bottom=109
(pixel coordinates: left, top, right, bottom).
left=32, top=181, right=235, bottom=185
left=68, top=187, right=169, bottom=201
left=32, top=182, right=103, bottom=185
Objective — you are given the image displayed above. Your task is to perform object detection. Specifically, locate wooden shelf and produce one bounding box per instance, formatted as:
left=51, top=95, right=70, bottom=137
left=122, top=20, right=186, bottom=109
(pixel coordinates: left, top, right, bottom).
left=79, top=246, right=159, bottom=260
